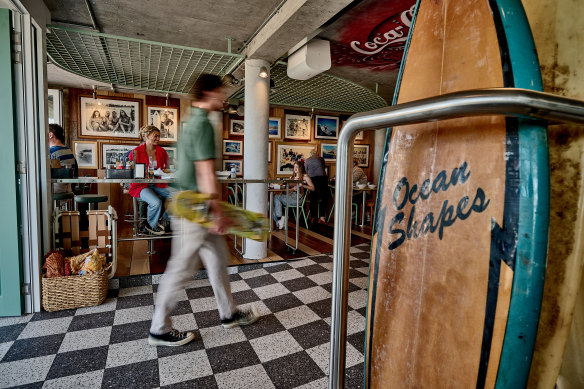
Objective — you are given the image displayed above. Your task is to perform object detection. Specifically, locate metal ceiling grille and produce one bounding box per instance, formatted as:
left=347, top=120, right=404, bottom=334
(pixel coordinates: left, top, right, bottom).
left=47, top=26, right=386, bottom=112
left=46, top=25, right=244, bottom=94
left=232, top=63, right=387, bottom=113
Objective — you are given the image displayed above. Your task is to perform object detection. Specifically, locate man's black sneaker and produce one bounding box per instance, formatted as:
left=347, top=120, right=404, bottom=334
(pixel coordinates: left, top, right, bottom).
left=221, top=305, right=259, bottom=329
left=148, top=329, right=195, bottom=346
left=146, top=224, right=165, bottom=235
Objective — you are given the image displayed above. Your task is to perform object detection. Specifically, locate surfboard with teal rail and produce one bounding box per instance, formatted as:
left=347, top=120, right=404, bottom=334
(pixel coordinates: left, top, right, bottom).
left=364, top=0, right=548, bottom=388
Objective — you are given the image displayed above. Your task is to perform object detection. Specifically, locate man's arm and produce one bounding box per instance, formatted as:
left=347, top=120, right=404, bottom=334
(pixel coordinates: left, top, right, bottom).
left=194, top=159, right=229, bottom=234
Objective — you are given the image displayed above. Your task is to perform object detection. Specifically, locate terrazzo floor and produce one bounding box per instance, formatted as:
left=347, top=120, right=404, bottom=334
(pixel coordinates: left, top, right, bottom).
left=0, top=244, right=371, bottom=388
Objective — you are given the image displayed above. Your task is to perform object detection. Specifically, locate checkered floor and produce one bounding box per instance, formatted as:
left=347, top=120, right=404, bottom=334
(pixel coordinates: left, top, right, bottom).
left=0, top=244, right=371, bottom=389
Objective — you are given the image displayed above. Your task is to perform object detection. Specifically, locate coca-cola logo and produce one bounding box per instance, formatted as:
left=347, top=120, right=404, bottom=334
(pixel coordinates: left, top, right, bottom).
left=350, top=5, right=415, bottom=55
left=329, top=2, right=416, bottom=70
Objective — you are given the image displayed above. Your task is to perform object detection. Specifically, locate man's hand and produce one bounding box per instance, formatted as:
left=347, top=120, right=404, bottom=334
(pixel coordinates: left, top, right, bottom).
left=195, top=159, right=228, bottom=235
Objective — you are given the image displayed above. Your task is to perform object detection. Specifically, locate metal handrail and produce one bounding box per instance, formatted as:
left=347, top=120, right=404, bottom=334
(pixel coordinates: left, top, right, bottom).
left=329, top=88, right=584, bottom=389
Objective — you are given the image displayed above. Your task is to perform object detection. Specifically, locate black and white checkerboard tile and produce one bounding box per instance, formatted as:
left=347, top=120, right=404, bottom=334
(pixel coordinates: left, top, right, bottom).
left=0, top=244, right=371, bottom=389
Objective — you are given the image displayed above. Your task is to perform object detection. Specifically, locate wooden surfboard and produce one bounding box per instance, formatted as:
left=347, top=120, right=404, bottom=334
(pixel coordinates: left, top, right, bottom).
left=522, top=1, right=584, bottom=387
left=365, top=0, right=548, bottom=388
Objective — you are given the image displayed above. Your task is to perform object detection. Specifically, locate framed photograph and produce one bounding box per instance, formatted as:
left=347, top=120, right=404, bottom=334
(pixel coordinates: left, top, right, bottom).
left=101, top=143, right=137, bottom=168
left=276, top=143, right=316, bottom=175
left=320, top=143, right=337, bottom=163
left=315, top=115, right=339, bottom=139
left=48, top=89, right=63, bottom=126
left=148, top=106, right=179, bottom=142
left=223, top=160, right=243, bottom=176
left=163, top=146, right=177, bottom=167
left=72, top=140, right=98, bottom=169
left=354, top=144, right=370, bottom=167
left=268, top=141, right=272, bottom=162
left=268, top=117, right=281, bottom=139
left=355, top=131, right=364, bottom=141
left=223, top=139, right=243, bottom=156
left=230, top=119, right=244, bottom=135
left=284, top=114, right=311, bottom=140
left=79, top=96, right=141, bottom=139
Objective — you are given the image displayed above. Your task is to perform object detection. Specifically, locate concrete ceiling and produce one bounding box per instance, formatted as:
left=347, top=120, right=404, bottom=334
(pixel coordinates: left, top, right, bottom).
left=44, top=0, right=411, bottom=104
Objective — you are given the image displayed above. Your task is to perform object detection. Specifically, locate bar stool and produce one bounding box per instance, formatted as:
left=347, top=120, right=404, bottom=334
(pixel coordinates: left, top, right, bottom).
left=74, top=194, right=109, bottom=210
left=53, top=192, right=74, bottom=211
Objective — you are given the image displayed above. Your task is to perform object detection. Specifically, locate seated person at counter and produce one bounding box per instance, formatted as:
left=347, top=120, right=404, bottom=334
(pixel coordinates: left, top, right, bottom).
left=273, top=161, right=315, bottom=230
left=48, top=123, right=78, bottom=193
left=129, top=125, right=175, bottom=235
left=353, top=158, right=369, bottom=203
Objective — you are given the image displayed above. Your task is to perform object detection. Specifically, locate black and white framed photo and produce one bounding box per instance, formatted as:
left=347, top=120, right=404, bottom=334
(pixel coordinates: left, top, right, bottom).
left=230, top=119, right=244, bottom=136
left=223, top=159, right=243, bottom=176
left=276, top=143, right=316, bottom=175
left=315, top=115, right=339, bottom=139
left=320, top=143, right=337, bottom=163
left=148, top=106, right=179, bottom=142
left=163, top=146, right=177, bottom=167
left=79, top=96, right=141, bottom=139
left=269, top=117, right=281, bottom=139
left=48, top=89, right=63, bottom=125
left=353, top=144, right=370, bottom=167
left=284, top=114, right=311, bottom=140
left=101, top=143, right=136, bottom=168
left=223, top=139, right=243, bottom=156
left=72, top=140, right=98, bottom=169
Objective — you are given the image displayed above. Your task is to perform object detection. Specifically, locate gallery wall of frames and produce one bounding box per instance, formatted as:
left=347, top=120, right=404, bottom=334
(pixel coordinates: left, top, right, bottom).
left=223, top=107, right=373, bottom=180
left=58, top=88, right=373, bottom=182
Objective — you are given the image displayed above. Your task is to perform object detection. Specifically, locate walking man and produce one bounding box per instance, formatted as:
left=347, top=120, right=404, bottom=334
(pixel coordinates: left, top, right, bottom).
left=149, top=74, right=258, bottom=347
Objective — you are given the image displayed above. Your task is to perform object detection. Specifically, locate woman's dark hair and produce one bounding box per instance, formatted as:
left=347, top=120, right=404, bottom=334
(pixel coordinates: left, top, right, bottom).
left=49, top=123, right=66, bottom=143
left=193, top=74, right=223, bottom=100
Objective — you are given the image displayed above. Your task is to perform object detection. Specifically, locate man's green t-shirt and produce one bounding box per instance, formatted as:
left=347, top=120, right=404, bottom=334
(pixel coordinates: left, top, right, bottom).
left=176, top=107, right=216, bottom=191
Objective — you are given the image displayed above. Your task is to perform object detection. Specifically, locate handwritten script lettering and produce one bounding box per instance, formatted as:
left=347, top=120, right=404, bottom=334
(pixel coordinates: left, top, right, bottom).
left=350, top=5, right=415, bottom=55
left=388, top=162, right=490, bottom=250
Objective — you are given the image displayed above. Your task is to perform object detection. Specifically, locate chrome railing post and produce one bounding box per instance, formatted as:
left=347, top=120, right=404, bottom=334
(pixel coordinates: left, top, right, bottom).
left=328, top=88, right=584, bottom=389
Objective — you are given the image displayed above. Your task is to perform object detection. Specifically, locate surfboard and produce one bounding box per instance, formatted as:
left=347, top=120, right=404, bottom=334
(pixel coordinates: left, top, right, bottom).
left=365, top=0, right=548, bottom=388
left=522, top=1, right=584, bottom=387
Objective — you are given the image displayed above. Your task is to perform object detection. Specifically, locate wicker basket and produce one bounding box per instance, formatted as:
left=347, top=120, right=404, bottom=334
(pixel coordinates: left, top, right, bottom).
left=42, top=267, right=110, bottom=312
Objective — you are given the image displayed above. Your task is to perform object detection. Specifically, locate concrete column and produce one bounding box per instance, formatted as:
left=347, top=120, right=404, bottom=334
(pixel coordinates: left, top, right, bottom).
left=373, top=129, right=387, bottom=184
left=243, top=59, right=269, bottom=259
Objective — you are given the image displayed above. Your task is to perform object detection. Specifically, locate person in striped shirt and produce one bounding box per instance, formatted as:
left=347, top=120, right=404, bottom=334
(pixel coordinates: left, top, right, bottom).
left=49, top=124, right=77, bottom=193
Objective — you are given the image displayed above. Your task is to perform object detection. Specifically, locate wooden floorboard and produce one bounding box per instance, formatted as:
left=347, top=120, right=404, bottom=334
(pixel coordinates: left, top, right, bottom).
left=114, top=218, right=370, bottom=277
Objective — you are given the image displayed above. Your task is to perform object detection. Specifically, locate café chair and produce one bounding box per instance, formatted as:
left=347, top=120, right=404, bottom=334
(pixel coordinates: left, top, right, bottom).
left=53, top=192, right=74, bottom=211
left=287, top=191, right=310, bottom=229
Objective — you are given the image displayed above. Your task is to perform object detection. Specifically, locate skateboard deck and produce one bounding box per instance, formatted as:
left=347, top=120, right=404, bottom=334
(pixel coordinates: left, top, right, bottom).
left=365, top=0, right=548, bottom=388
left=169, top=191, right=269, bottom=241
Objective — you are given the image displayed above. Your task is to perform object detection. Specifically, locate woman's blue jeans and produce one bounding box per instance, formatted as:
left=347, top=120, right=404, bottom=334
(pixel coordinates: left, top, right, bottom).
left=139, top=185, right=176, bottom=228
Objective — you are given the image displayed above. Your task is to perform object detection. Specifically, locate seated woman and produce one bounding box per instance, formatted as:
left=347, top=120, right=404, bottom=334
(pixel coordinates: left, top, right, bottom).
left=273, top=160, right=315, bottom=230
left=129, top=125, right=175, bottom=235
left=352, top=158, right=369, bottom=204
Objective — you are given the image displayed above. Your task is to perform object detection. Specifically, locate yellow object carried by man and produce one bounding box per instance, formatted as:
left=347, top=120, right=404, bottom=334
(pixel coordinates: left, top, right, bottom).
left=169, top=191, right=269, bottom=241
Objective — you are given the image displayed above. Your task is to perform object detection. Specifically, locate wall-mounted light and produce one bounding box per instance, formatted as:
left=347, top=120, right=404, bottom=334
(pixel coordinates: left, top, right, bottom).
left=165, top=93, right=170, bottom=110
left=269, top=78, right=276, bottom=92
left=223, top=73, right=240, bottom=85
left=258, top=66, right=269, bottom=79
left=93, top=85, right=102, bottom=105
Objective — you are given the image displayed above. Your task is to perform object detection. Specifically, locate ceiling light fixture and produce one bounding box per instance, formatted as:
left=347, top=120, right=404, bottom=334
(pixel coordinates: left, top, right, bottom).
left=165, top=93, right=170, bottom=109
left=92, top=85, right=97, bottom=100
left=258, top=66, right=269, bottom=79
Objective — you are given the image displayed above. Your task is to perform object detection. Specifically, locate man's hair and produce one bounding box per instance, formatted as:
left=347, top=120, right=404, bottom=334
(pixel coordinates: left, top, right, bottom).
left=49, top=123, right=66, bottom=143
left=192, top=74, right=223, bottom=100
